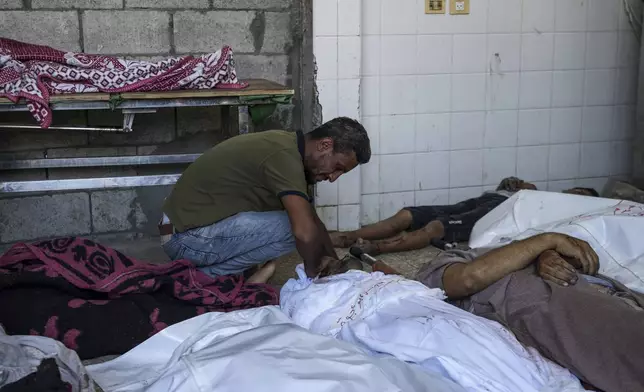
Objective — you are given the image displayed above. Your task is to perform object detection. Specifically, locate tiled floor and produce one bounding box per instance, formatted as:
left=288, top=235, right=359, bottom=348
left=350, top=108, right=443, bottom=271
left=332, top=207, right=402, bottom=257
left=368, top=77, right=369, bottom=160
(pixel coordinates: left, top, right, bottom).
left=103, top=236, right=442, bottom=287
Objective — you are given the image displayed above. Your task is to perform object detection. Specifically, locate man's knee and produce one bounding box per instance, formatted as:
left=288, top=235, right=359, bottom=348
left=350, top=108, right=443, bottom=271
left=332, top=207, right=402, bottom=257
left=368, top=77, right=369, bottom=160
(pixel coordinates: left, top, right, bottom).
left=420, top=220, right=445, bottom=236
left=391, top=209, right=414, bottom=230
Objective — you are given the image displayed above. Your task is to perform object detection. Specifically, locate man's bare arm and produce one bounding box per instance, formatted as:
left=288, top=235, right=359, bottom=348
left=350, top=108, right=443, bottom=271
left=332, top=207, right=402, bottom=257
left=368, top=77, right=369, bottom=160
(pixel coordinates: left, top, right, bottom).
left=281, top=194, right=333, bottom=277
left=312, top=210, right=339, bottom=260
left=443, top=233, right=598, bottom=299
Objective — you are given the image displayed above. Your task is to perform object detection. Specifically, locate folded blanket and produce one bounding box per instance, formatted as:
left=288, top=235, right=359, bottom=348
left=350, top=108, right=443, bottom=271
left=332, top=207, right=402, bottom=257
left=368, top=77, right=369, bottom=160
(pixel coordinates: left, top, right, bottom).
left=0, top=38, right=247, bottom=128
left=0, top=237, right=277, bottom=359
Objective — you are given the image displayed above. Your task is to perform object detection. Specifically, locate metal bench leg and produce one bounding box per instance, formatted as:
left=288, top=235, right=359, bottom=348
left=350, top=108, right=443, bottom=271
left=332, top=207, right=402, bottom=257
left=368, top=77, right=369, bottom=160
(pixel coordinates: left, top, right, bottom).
left=238, top=106, right=250, bottom=134
left=222, top=106, right=252, bottom=136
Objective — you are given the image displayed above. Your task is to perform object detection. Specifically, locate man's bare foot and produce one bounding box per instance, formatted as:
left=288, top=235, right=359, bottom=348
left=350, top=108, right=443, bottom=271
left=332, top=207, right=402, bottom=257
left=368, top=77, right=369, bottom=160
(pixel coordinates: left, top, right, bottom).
left=329, top=232, right=357, bottom=248
left=355, top=238, right=381, bottom=256
left=247, top=260, right=277, bottom=284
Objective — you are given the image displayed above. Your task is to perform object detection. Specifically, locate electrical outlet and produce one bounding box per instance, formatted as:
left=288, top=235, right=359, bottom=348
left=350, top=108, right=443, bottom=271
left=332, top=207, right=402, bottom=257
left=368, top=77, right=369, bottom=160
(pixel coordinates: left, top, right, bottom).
left=425, top=0, right=446, bottom=14
left=450, top=0, right=470, bottom=15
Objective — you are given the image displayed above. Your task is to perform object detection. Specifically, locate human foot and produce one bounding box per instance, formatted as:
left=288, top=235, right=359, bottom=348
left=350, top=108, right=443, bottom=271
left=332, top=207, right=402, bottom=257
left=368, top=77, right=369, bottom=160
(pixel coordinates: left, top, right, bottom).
left=329, top=232, right=357, bottom=248
left=247, top=260, right=277, bottom=284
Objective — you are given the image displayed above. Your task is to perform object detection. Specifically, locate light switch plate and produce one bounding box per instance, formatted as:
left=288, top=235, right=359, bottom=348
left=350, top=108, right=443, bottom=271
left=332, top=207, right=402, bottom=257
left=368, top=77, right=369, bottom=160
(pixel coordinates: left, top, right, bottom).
left=425, top=0, right=446, bottom=14
left=450, top=0, right=470, bottom=14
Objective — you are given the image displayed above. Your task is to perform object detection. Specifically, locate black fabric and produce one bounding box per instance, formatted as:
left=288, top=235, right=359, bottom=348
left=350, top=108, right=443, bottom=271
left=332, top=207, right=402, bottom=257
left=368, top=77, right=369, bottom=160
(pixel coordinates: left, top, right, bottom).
left=404, top=193, right=508, bottom=242
left=0, top=238, right=277, bottom=360
left=0, top=358, right=68, bottom=392
left=296, top=130, right=306, bottom=160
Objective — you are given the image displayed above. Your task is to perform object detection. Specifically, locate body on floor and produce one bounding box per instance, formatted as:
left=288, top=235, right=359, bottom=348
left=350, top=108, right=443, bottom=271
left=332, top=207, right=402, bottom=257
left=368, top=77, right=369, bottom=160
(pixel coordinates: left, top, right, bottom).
left=330, top=177, right=599, bottom=256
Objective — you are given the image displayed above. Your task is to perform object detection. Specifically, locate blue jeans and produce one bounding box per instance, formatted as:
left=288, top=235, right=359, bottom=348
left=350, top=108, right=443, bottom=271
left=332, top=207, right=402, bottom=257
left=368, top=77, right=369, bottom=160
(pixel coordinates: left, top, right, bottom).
left=162, top=211, right=296, bottom=277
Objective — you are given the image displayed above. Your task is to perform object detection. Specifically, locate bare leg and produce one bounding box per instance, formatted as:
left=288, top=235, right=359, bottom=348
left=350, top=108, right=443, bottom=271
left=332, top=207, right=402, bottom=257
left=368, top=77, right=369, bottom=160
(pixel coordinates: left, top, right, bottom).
left=246, top=260, right=277, bottom=284
left=329, top=210, right=414, bottom=247
left=353, top=220, right=445, bottom=256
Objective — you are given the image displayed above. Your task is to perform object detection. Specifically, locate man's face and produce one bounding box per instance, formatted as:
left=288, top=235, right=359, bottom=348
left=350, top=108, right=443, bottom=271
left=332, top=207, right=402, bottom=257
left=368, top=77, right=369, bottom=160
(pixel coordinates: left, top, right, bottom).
left=304, top=138, right=358, bottom=184
left=562, top=188, right=594, bottom=196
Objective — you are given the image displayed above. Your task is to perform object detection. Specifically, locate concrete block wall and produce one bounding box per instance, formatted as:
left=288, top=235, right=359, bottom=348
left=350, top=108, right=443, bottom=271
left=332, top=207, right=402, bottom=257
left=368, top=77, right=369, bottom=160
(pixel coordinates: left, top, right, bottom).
left=0, top=0, right=310, bottom=248
left=636, top=3, right=644, bottom=186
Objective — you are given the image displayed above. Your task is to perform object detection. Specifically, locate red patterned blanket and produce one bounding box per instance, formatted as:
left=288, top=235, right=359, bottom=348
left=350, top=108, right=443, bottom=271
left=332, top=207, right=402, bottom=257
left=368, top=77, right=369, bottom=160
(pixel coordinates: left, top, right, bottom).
left=0, top=237, right=277, bottom=359
left=0, top=38, right=247, bottom=128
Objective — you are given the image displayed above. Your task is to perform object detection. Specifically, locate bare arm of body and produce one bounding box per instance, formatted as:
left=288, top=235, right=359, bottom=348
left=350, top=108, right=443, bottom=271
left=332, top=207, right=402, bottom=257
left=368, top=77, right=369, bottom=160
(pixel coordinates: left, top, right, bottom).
left=281, top=194, right=339, bottom=277
left=443, top=233, right=598, bottom=299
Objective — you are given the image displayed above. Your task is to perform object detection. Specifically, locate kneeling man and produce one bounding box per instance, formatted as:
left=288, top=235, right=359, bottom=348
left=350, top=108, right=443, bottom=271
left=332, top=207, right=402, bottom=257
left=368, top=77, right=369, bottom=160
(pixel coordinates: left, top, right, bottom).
left=161, top=117, right=371, bottom=278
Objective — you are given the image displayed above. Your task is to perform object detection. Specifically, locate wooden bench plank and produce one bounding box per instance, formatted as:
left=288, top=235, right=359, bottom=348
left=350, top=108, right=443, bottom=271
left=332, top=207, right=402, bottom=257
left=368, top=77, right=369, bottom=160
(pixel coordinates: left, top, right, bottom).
left=0, top=79, right=293, bottom=105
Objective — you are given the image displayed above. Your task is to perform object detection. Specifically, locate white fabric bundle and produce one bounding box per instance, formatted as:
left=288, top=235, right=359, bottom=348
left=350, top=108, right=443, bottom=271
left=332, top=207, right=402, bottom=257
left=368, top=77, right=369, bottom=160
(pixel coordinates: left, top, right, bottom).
left=281, top=266, right=585, bottom=392
left=469, top=190, right=644, bottom=292
left=87, top=306, right=465, bottom=392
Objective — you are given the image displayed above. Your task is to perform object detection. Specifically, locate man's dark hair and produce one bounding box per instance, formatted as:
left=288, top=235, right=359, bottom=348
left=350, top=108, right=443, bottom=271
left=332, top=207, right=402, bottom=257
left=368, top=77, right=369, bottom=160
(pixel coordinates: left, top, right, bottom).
left=308, top=117, right=371, bottom=164
left=575, top=187, right=600, bottom=197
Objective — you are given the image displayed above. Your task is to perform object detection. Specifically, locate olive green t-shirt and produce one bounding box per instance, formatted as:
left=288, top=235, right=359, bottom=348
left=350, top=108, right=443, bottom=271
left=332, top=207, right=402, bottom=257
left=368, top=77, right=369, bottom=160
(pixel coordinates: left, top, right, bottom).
left=163, top=130, right=309, bottom=232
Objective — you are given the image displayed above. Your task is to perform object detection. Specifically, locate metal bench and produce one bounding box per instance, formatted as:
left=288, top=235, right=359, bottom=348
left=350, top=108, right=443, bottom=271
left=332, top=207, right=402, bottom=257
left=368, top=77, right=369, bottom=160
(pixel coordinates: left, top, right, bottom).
left=0, top=79, right=294, bottom=193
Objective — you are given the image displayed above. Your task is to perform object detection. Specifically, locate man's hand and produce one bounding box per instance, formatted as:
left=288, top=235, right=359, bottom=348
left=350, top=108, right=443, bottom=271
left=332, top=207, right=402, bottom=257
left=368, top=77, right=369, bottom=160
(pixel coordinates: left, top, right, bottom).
left=548, top=234, right=599, bottom=275
left=537, top=250, right=578, bottom=286
left=318, top=256, right=344, bottom=277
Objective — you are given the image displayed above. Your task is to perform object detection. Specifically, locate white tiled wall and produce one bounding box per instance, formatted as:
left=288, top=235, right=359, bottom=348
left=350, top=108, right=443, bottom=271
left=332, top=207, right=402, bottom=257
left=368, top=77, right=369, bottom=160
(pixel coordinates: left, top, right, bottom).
left=313, top=0, right=363, bottom=230
left=315, top=0, right=638, bottom=229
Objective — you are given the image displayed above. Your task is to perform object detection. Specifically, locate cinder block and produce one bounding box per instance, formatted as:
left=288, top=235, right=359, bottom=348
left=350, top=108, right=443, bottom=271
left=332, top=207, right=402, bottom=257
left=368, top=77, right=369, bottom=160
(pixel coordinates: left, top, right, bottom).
left=263, top=12, right=292, bottom=53
left=0, top=193, right=91, bottom=243
left=0, top=11, right=80, bottom=51
left=32, top=0, right=123, bottom=9
left=212, top=0, right=292, bottom=9
left=0, top=112, right=88, bottom=153
left=0, top=150, right=46, bottom=182
left=91, top=189, right=140, bottom=233
left=126, top=0, right=207, bottom=8
left=83, top=11, right=170, bottom=54
left=46, top=146, right=137, bottom=180
left=252, top=103, right=293, bottom=131
left=88, top=109, right=176, bottom=145
left=174, top=11, right=255, bottom=53
left=0, top=0, right=22, bottom=9
left=133, top=185, right=173, bottom=234
left=234, top=54, right=289, bottom=85
left=176, top=107, right=222, bottom=137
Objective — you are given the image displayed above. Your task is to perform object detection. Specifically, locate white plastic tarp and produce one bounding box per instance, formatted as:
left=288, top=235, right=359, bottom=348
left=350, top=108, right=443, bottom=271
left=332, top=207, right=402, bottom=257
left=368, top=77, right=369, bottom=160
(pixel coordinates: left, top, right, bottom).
left=86, top=306, right=465, bottom=392
left=469, top=190, right=644, bottom=292
left=280, top=266, right=585, bottom=392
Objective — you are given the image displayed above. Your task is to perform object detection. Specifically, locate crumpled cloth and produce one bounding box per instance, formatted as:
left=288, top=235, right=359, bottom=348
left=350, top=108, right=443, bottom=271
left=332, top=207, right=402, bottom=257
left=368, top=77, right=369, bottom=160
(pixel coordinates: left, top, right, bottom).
left=0, top=326, right=94, bottom=392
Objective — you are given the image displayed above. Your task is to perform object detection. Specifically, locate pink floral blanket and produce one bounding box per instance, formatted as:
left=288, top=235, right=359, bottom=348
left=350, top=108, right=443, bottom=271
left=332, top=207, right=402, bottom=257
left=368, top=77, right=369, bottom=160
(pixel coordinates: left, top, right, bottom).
left=0, top=38, right=247, bottom=128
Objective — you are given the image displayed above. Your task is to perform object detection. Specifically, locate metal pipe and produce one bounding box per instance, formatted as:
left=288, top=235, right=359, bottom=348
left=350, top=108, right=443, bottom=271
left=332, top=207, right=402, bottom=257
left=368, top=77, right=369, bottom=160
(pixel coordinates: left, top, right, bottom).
left=0, top=154, right=201, bottom=170
left=0, top=174, right=181, bottom=193
left=0, top=124, right=127, bottom=132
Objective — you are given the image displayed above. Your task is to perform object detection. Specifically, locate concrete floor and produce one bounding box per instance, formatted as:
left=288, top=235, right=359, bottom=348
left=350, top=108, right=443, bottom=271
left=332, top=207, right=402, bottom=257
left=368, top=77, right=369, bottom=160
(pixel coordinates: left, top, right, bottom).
left=102, top=236, right=442, bottom=286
